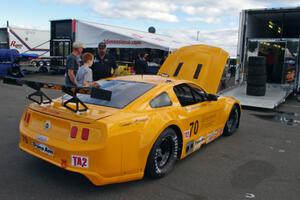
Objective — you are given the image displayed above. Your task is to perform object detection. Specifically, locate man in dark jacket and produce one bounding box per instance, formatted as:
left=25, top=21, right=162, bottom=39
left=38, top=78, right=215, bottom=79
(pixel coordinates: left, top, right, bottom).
left=91, top=42, right=118, bottom=81
left=134, top=52, right=148, bottom=75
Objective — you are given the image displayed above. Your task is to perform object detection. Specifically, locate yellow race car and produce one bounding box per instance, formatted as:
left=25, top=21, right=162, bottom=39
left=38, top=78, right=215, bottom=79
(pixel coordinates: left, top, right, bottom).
left=4, top=45, right=241, bottom=186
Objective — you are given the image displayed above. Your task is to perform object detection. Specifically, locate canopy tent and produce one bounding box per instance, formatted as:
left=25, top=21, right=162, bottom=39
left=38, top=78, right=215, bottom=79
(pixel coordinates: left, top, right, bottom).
left=75, top=20, right=197, bottom=51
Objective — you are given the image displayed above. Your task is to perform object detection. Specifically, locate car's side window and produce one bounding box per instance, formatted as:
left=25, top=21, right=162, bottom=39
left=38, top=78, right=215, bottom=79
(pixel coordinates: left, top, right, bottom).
left=173, top=84, right=206, bottom=106
left=150, top=92, right=172, bottom=108
left=190, top=84, right=207, bottom=103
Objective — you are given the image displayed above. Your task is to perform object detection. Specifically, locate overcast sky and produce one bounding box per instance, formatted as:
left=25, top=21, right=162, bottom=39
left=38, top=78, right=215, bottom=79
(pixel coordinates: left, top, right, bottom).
left=1, top=0, right=300, bottom=55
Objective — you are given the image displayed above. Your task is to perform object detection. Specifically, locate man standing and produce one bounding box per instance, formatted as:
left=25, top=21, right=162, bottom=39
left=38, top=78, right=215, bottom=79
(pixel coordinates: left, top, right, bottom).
left=92, top=42, right=118, bottom=81
left=134, top=52, right=149, bottom=75
left=65, top=42, right=85, bottom=86
left=266, top=48, right=275, bottom=82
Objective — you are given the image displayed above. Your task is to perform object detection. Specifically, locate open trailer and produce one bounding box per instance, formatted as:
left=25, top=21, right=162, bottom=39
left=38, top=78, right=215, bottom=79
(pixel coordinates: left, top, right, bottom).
left=220, top=7, right=300, bottom=109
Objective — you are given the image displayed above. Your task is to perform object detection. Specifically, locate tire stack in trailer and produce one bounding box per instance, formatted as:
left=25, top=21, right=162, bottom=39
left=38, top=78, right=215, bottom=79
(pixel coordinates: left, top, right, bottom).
left=246, top=56, right=266, bottom=96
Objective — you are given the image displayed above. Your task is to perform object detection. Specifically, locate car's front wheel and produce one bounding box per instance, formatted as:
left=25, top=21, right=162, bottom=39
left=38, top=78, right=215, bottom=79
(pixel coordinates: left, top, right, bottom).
left=145, top=128, right=179, bottom=178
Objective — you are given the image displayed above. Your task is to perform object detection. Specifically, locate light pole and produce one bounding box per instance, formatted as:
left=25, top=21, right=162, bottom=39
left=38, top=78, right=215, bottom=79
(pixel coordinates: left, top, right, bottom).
left=196, top=31, right=200, bottom=41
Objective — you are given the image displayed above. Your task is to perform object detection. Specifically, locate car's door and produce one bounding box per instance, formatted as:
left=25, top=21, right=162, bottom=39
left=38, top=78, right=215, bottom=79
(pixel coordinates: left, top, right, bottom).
left=173, top=83, right=224, bottom=155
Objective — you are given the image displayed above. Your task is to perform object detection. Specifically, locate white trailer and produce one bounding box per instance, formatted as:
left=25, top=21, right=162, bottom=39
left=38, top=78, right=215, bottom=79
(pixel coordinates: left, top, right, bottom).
left=0, top=26, right=50, bottom=56
left=220, top=7, right=300, bottom=109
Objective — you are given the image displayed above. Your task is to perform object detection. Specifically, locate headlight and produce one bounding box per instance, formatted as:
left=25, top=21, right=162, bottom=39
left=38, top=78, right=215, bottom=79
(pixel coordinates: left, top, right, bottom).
left=46, top=61, right=51, bottom=66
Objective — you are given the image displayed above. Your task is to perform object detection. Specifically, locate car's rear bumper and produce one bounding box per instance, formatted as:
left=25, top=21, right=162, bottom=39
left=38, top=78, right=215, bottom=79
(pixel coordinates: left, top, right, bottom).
left=19, top=132, right=143, bottom=186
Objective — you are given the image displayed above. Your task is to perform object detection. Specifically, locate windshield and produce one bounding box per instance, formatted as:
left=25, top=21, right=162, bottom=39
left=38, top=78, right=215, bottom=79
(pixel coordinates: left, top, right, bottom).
left=65, top=80, right=155, bottom=109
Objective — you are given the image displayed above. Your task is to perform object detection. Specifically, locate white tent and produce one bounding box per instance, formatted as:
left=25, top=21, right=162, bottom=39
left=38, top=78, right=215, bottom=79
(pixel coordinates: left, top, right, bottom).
left=75, top=20, right=197, bottom=51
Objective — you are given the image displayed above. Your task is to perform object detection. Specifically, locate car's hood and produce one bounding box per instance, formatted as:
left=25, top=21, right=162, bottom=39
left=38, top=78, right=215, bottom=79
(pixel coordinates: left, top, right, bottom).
left=158, top=45, right=229, bottom=94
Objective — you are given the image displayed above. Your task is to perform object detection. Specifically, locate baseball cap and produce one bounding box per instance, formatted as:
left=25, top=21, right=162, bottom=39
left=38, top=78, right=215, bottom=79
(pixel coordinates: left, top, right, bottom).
left=72, top=41, right=85, bottom=49
left=98, top=42, right=107, bottom=49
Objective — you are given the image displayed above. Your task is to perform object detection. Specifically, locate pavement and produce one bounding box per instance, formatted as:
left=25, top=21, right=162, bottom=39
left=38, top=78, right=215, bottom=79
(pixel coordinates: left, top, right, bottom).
left=0, top=74, right=300, bottom=200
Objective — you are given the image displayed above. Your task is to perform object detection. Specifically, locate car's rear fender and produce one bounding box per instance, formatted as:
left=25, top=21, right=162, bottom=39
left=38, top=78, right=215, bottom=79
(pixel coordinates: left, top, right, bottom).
left=222, top=96, right=241, bottom=127
left=104, top=109, right=184, bottom=176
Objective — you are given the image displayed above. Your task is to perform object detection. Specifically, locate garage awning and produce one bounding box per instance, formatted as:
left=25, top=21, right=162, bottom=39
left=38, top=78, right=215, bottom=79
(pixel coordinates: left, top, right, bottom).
left=75, top=20, right=197, bottom=51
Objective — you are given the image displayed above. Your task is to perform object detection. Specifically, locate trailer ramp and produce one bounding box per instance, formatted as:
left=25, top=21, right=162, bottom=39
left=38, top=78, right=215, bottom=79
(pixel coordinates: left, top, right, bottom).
left=219, top=83, right=293, bottom=109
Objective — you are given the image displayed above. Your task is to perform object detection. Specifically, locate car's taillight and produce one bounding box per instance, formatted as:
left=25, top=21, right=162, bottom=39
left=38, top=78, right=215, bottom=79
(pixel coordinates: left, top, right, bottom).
left=26, top=113, right=31, bottom=123
left=24, top=112, right=31, bottom=124
left=70, top=126, right=78, bottom=138
left=23, top=112, right=28, bottom=122
left=81, top=128, right=89, bottom=140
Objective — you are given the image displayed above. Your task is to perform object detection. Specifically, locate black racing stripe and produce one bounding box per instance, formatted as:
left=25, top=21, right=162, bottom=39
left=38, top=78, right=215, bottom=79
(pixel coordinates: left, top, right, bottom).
left=193, top=64, right=202, bottom=79
left=173, top=63, right=183, bottom=77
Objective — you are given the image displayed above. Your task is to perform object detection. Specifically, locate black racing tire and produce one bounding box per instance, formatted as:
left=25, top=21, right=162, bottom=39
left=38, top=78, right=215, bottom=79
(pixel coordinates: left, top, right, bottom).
left=223, top=105, right=240, bottom=137
left=247, top=56, right=266, bottom=76
left=39, top=66, right=48, bottom=73
left=247, top=75, right=266, bottom=86
left=248, top=56, right=266, bottom=67
left=248, top=65, right=266, bottom=76
left=145, top=128, right=179, bottom=178
left=31, top=61, right=38, bottom=67
left=246, top=85, right=266, bottom=96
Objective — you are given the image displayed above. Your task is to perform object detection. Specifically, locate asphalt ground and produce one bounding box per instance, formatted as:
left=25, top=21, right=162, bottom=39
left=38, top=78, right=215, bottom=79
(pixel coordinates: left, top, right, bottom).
left=0, top=74, right=300, bottom=200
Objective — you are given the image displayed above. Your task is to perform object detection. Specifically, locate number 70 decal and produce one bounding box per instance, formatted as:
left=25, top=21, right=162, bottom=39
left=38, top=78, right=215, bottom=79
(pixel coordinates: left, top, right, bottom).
left=190, top=120, right=199, bottom=135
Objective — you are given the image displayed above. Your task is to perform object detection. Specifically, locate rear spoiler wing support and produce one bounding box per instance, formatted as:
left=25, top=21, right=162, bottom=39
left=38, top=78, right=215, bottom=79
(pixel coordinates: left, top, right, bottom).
left=25, top=81, right=52, bottom=105
left=3, top=77, right=112, bottom=113
left=62, top=87, right=88, bottom=113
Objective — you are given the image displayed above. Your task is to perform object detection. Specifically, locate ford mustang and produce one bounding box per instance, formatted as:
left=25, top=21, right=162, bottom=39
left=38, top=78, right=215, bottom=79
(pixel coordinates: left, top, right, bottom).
left=4, top=45, right=241, bottom=186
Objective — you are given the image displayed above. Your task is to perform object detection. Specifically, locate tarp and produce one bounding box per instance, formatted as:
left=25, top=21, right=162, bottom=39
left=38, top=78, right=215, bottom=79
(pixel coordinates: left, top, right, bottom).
left=75, top=20, right=197, bottom=51
left=0, top=49, right=20, bottom=62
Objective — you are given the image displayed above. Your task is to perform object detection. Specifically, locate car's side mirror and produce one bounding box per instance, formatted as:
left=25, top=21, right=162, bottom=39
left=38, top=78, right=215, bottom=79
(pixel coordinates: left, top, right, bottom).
left=207, top=93, right=218, bottom=101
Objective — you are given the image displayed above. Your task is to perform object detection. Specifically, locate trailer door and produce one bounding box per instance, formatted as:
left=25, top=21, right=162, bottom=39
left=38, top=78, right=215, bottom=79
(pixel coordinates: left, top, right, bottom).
left=52, top=39, right=71, bottom=57
left=281, top=39, right=299, bottom=91
left=0, top=28, right=9, bottom=49
left=296, top=36, right=300, bottom=92
left=51, top=39, right=71, bottom=67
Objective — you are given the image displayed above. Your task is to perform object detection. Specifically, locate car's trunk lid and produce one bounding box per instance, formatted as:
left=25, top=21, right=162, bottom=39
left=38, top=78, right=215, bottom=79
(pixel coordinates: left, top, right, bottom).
left=28, top=99, right=118, bottom=123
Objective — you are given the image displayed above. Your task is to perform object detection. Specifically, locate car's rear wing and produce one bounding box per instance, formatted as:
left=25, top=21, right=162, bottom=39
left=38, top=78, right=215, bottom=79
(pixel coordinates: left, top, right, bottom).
left=3, top=77, right=112, bottom=113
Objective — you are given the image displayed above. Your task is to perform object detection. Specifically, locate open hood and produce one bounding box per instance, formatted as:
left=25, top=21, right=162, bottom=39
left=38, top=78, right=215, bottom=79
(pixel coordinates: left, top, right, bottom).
left=158, top=45, right=229, bottom=94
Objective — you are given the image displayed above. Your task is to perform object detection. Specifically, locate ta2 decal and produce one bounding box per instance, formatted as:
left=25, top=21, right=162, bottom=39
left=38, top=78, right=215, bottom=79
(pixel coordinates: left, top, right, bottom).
left=71, top=155, right=89, bottom=168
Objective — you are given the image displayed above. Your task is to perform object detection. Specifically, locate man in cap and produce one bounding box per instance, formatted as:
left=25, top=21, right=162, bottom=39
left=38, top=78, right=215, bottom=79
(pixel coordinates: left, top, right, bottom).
left=134, top=52, right=149, bottom=75
left=92, top=42, right=118, bottom=81
left=65, top=41, right=85, bottom=86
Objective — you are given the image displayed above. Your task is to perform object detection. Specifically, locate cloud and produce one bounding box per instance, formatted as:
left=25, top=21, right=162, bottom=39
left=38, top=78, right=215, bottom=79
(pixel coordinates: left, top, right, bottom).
left=42, top=0, right=300, bottom=24
left=161, top=28, right=239, bottom=56
left=180, top=0, right=267, bottom=18
left=40, top=0, right=300, bottom=55
left=92, top=0, right=179, bottom=22
left=186, top=17, right=221, bottom=24
left=43, top=0, right=88, bottom=5
left=88, top=0, right=267, bottom=23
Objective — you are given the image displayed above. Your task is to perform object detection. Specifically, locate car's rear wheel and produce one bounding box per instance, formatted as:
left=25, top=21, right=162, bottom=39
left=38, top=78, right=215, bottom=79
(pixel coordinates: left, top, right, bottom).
left=145, top=128, right=178, bottom=178
left=223, top=105, right=240, bottom=136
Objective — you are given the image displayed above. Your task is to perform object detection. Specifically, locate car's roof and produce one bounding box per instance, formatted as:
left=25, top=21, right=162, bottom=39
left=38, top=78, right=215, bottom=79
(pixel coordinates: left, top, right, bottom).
left=108, top=75, right=186, bottom=85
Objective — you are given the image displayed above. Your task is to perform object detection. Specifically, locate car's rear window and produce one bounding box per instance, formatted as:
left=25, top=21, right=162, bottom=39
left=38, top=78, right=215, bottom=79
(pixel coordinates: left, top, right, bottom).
left=75, top=80, right=155, bottom=109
